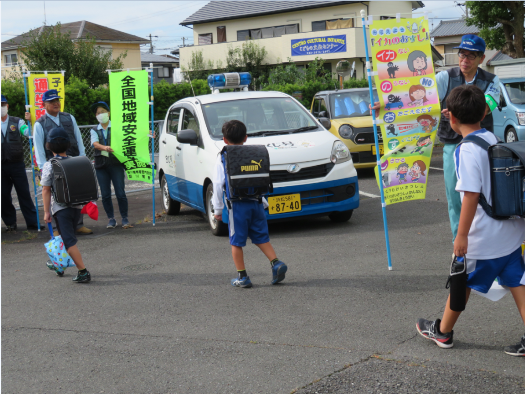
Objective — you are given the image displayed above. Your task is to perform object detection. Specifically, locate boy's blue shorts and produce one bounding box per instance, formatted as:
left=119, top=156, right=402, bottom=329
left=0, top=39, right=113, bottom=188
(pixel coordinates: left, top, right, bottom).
left=54, top=208, right=81, bottom=250
left=228, top=200, right=270, bottom=247
left=467, top=247, right=525, bottom=293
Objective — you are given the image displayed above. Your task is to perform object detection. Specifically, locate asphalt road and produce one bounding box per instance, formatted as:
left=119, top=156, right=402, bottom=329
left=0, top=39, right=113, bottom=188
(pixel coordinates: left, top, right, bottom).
left=2, top=149, right=525, bottom=393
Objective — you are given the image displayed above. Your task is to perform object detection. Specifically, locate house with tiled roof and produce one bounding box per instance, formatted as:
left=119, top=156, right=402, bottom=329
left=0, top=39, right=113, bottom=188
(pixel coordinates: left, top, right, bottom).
left=430, top=18, right=497, bottom=71
left=178, top=1, right=426, bottom=80
left=1, top=21, right=149, bottom=78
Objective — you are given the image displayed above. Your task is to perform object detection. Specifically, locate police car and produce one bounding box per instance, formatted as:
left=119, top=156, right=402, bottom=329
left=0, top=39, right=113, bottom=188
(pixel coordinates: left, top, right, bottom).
left=158, top=72, right=360, bottom=235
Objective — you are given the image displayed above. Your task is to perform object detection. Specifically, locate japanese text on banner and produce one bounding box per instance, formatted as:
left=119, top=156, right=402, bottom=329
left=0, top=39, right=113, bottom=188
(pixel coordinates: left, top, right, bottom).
left=109, top=71, right=152, bottom=183
left=370, top=17, right=441, bottom=205
left=28, top=74, right=65, bottom=125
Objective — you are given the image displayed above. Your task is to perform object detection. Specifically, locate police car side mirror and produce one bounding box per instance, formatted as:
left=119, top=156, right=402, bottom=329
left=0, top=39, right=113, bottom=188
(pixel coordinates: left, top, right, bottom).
left=319, top=117, right=331, bottom=130
left=177, top=129, right=199, bottom=146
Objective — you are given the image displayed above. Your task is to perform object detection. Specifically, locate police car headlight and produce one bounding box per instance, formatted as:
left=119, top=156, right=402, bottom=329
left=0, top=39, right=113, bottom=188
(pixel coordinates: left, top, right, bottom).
left=338, top=124, right=353, bottom=139
left=330, top=141, right=351, bottom=164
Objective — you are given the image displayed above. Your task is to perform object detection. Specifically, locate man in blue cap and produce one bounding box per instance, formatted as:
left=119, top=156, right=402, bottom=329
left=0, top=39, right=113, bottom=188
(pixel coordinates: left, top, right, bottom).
left=435, top=34, right=500, bottom=242
left=1, top=94, right=43, bottom=231
left=29, top=89, right=92, bottom=234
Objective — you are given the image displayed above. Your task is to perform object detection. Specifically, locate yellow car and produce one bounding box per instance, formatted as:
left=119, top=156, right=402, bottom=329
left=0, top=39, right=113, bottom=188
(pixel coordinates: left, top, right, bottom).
left=310, top=88, right=383, bottom=169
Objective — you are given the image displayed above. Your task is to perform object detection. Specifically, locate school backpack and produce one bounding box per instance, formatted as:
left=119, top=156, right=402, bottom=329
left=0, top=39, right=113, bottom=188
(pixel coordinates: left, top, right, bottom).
left=50, top=156, right=99, bottom=205
left=221, top=145, right=273, bottom=204
left=459, top=135, right=525, bottom=219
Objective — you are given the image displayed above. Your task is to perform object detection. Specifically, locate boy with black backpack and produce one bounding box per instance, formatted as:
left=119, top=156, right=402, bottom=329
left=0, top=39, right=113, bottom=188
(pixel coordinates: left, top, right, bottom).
left=212, top=120, right=287, bottom=288
left=41, top=127, right=91, bottom=283
left=416, top=85, right=525, bottom=356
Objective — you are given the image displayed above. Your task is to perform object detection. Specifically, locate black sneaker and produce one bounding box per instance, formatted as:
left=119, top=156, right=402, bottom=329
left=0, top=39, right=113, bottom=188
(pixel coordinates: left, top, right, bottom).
left=72, top=270, right=91, bottom=283
left=416, top=318, right=454, bottom=349
left=504, top=334, right=525, bottom=357
left=5, top=224, right=17, bottom=232
left=46, top=260, right=64, bottom=277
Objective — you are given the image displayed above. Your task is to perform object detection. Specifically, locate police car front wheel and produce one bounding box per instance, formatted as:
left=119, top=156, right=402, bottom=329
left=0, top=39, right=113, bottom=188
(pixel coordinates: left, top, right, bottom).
left=161, top=176, right=181, bottom=215
left=328, top=210, right=353, bottom=223
left=206, top=183, right=228, bottom=236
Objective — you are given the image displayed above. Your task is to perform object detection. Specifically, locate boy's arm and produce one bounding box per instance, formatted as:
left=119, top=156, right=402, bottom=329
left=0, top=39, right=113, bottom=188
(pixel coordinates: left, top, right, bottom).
left=453, top=191, right=479, bottom=257
left=42, top=186, right=52, bottom=223
left=212, top=155, right=225, bottom=220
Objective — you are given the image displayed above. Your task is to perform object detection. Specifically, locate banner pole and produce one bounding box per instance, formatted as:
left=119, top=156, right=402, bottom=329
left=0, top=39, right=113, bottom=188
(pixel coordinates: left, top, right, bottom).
left=360, top=10, right=393, bottom=270
left=149, top=63, right=156, bottom=226
left=22, top=69, right=41, bottom=231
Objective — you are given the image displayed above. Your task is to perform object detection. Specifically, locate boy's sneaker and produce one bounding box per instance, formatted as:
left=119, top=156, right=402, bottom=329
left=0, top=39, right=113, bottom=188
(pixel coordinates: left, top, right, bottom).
left=107, top=218, right=117, bottom=229
left=121, top=218, right=132, bottom=229
left=416, top=318, right=454, bottom=349
left=504, top=334, right=525, bottom=357
left=271, top=260, right=287, bottom=284
left=231, top=276, right=252, bottom=288
left=72, top=270, right=91, bottom=283
left=46, top=260, right=64, bottom=277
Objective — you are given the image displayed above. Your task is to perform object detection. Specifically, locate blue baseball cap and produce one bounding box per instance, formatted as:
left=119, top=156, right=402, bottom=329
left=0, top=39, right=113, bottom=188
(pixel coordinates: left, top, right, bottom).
left=90, top=101, right=110, bottom=114
left=1, top=94, right=7, bottom=103
left=42, top=89, right=62, bottom=102
left=47, top=126, right=70, bottom=143
left=453, top=34, right=486, bottom=53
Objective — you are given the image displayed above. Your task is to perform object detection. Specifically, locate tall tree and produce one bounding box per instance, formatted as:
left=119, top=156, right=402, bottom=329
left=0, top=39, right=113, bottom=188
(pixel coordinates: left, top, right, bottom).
left=465, top=1, right=525, bottom=58
left=18, top=23, right=126, bottom=87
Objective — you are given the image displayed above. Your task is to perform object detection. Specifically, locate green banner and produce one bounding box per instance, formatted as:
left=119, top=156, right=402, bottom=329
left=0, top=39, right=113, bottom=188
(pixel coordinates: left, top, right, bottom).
left=109, top=70, right=153, bottom=183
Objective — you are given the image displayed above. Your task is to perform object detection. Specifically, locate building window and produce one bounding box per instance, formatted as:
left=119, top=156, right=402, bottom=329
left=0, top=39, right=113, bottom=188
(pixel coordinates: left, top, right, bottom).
left=4, top=53, right=18, bottom=66
left=198, top=33, right=213, bottom=45
left=312, top=18, right=353, bottom=31
left=380, top=16, right=395, bottom=20
left=217, top=26, right=226, bottom=43
left=237, top=24, right=299, bottom=41
left=158, top=67, right=170, bottom=78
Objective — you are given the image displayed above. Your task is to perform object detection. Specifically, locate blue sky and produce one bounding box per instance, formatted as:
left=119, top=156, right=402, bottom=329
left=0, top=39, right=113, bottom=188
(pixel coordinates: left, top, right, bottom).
left=1, top=1, right=466, bottom=55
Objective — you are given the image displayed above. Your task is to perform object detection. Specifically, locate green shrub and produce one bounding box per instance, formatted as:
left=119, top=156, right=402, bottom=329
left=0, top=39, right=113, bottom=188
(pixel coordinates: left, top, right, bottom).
left=1, top=78, right=27, bottom=119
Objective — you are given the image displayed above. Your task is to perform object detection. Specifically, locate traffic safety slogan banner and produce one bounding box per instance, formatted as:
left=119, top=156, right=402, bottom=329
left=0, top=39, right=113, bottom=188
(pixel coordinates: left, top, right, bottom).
left=371, top=17, right=441, bottom=205
left=28, top=73, right=65, bottom=125
left=109, top=70, right=152, bottom=183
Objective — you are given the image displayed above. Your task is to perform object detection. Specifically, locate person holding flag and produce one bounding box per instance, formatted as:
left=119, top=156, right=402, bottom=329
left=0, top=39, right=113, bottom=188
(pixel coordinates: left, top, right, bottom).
left=1, top=94, right=42, bottom=231
left=29, top=89, right=93, bottom=235
left=90, top=101, right=131, bottom=229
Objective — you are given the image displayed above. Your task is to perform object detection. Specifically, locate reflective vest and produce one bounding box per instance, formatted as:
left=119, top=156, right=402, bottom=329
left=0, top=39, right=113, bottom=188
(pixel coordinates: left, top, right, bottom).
left=438, top=67, right=496, bottom=144
left=1, top=116, right=24, bottom=163
left=36, top=112, right=79, bottom=160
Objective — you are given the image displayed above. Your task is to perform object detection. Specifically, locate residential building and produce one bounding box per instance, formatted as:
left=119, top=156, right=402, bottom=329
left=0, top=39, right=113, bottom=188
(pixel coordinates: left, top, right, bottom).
left=486, top=51, right=525, bottom=78
left=141, top=52, right=180, bottom=84
left=178, top=1, right=426, bottom=80
left=431, top=18, right=497, bottom=71
left=1, top=21, right=150, bottom=78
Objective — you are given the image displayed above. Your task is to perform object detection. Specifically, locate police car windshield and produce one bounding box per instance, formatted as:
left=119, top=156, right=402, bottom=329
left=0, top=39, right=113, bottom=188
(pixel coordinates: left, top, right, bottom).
left=329, top=90, right=378, bottom=119
left=202, top=97, right=318, bottom=139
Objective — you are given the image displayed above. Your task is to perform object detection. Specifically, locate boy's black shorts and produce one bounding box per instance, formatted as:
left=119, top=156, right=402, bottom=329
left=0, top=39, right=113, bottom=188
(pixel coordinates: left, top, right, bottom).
left=54, top=208, right=81, bottom=249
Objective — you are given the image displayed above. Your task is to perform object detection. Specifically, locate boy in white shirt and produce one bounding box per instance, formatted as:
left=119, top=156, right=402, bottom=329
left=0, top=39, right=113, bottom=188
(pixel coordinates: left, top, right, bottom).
left=416, top=84, right=525, bottom=356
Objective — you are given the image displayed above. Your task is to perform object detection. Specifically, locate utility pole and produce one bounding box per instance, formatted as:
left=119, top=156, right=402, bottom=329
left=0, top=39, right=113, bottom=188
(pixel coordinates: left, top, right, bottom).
left=182, top=37, right=185, bottom=47
left=149, top=34, right=158, bottom=54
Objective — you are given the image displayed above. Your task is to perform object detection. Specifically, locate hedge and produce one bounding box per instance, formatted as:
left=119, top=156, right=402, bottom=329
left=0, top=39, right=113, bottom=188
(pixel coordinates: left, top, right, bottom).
left=1, top=77, right=371, bottom=124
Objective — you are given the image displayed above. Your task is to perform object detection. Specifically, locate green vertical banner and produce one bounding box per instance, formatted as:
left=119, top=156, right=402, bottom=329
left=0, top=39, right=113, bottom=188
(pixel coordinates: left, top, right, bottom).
left=109, top=70, right=153, bottom=183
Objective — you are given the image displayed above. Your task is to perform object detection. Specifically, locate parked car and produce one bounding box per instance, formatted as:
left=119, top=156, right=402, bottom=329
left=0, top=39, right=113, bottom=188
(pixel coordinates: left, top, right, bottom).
left=158, top=76, right=360, bottom=235
left=310, top=88, right=383, bottom=169
left=493, top=78, right=525, bottom=142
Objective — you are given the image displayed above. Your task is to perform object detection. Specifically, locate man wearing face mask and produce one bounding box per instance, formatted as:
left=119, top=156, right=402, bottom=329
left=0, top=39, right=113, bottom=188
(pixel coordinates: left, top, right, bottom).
left=90, top=101, right=130, bottom=229
left=30, top=89, right=93, bottom=235
left=1, top=94, right=42, bottom=231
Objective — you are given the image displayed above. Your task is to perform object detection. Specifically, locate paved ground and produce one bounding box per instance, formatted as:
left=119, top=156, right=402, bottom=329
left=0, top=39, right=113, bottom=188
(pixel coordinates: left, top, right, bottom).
left=2, top=148, right=525, bottom=393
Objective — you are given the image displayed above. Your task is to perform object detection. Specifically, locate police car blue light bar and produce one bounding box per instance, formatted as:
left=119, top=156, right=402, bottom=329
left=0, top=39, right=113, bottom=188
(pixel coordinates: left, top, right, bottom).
left=208, top=72, right=251, bottom=93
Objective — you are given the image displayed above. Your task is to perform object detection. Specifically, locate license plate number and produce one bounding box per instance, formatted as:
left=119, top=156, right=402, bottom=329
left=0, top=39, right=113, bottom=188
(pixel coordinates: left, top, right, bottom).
left=372, top=145, right=384, bottom=155
left=268, top=194, right=302, bottom=215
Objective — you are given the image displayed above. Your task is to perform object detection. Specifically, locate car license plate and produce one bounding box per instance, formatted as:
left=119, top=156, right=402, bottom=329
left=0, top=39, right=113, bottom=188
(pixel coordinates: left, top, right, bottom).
left=268, top=194, right=301, bottom=215
left=372, top=145, right=384, bottom=155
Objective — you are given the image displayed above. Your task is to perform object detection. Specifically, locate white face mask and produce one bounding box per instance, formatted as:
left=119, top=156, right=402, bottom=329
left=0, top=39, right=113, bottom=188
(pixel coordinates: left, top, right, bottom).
left=1, top=106, right=8, bottom=117
left=96, top=113, right=109, bottom=124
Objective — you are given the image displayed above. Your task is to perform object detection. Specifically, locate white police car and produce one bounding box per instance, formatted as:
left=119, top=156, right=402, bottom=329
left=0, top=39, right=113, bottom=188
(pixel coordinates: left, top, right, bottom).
left=158, top=72, right=359, bottom=235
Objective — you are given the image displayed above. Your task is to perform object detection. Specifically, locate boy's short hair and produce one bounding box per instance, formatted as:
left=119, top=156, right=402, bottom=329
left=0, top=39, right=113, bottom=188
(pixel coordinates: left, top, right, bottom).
left=222, top=120, right=247, bottom=144
left=46, top=139, right=71, bottom=154
left=446, top=84, right=486, bottom=125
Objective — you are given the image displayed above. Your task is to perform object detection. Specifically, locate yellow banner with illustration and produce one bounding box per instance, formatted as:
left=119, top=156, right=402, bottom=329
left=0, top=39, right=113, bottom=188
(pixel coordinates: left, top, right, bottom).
left=371, top=17, right=441, bottom=205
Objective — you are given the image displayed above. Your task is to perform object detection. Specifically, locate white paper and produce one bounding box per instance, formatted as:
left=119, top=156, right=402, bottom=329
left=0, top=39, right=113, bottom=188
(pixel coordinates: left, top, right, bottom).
left=472, top=280, right=510, bottom=302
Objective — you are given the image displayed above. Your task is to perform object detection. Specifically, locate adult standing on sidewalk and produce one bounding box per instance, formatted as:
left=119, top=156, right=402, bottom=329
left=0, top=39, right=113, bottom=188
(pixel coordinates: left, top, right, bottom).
left=435, top=35, right=499, bottom=241
left=90, top=101, right=131, bottom=229
left=1, top=94, right=42, bottom=231
left=30, top=89, right=93, bottom=235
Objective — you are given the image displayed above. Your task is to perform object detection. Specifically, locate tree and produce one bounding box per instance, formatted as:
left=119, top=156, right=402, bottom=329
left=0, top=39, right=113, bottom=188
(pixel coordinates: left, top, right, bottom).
left=465, top=1, right=525, bottom=58
left=18, top=23, right=126, bottom=87
left=181, top=50, right=213, bottom=81
left=226, top=41, right=268, bottom=88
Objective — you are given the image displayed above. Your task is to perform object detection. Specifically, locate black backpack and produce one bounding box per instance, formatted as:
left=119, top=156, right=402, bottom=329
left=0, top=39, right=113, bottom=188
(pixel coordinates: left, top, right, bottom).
left=221, top=145, right=273, bottom=204
left=50, top=156, right=99, bottom=205
left=459, top=135, right=525, bottom=219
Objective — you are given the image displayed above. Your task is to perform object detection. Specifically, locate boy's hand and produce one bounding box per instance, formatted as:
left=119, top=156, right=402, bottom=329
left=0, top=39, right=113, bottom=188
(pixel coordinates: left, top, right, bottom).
left=44, top=212, right=52, bottom=223
left=441, top=108, right=450, bottom=119
left=454, top=235, right=468, bottom=257
left=214, top=214, right=222, bottom=221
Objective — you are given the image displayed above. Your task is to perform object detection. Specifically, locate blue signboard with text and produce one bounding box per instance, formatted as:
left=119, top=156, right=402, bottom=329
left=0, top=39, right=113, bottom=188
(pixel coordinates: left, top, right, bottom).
left=291, top=35, right=347, bottom=56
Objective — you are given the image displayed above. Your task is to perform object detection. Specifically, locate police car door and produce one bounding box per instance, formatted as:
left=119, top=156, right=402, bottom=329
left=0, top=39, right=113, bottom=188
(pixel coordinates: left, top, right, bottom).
left=161, top=106, right=183, bottom=201
left=178, top=104, right=206, bottom=210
